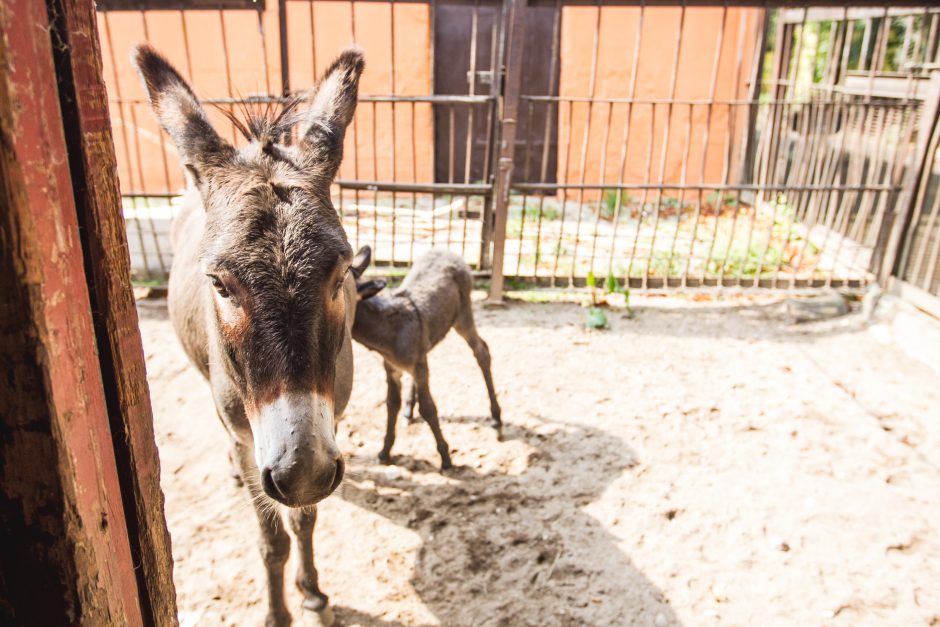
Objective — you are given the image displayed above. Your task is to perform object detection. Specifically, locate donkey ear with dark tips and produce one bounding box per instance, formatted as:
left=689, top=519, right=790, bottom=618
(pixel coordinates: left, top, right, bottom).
left=350, top=245, right=372, bottom=279
left=300, top=46, right=365, bottom=182
left=131, top=44, right=233, bottom=188
left=357, top=279, right=387, bottom=301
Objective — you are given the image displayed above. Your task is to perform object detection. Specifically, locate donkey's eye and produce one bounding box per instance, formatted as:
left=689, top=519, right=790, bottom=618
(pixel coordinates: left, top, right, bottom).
left=332, top=279, right=344, bottom=299
left=209, top=275, right=230, bottom=298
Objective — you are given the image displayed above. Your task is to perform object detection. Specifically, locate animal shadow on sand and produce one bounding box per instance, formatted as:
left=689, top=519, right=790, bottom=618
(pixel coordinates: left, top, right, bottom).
left=335, top=414, right=682, bottom=627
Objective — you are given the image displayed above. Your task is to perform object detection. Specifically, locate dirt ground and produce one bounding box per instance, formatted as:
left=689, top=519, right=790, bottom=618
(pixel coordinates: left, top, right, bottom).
left=137, top=292, right=940, bottom=627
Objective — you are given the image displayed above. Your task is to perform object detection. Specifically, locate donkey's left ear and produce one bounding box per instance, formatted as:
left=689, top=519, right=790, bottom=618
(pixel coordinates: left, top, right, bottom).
left=300, top=47, right=365, bottom=181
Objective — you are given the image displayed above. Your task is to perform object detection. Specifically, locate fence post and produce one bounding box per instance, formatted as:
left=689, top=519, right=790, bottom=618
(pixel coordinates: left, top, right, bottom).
left=487, top=0, right=528, bottom=304
left=877, top=71, right=940, bottom=285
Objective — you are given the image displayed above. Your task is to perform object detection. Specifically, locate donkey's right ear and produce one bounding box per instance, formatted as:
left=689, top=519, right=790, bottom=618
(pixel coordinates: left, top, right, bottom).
left=350, top=245, right=372, bottom=279
left=132, top=44, right=233, bottom=187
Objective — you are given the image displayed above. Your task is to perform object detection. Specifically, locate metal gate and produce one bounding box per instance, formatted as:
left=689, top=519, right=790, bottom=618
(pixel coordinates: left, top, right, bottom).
left=96, top=1, right=937, bottom=302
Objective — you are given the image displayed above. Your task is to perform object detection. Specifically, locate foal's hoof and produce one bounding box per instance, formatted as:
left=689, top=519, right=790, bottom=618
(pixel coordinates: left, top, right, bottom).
left=300, top=602, right=334, bottom=627
left=378, top=451, right=394, bottom=465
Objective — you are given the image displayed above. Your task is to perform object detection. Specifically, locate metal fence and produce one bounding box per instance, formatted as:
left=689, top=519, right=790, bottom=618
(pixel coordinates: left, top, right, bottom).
left=97, top=1, right=940, bottom=305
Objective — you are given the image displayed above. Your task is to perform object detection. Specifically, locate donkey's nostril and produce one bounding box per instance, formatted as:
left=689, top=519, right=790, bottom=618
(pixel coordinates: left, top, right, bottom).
left=261, top=466, right=287, bottom=501
left=329, top=457, right=345, bottom=494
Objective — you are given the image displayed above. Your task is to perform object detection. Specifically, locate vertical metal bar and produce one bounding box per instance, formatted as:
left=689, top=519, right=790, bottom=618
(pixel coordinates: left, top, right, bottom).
left=136, top=12, right=168, bottom=277
left=682, top=3, right=727, bottom=286
left=644, top=2, right=687, bottom=288
left=102, top=12, right=151, bottom=280
left=410, top=101, right=418, bottom=265
left=626, top=103, right=656, bottom=280
left=607, top=1, right=645, bottom=281
left=714, top=6, right=747, bottom=286
left=217, top=9, right=238, bottom=144
left=278, top=0, right=289, bottom=95
left=532, top=0, right=561, bottom=279
left=448, top=103, right=456, bottom=249
left=258, top=5, right=272, bottom=96
left=487, top=0, right=528, bottom=303
left=586, top=99, right=615, bottom=278
left=568, top=0, right=604, bottom=285
left=738, top=8, right=770, bottom=186
left=309, top=1, right=317, bottom=82
left=516, top=99, right=537, bottom=275
left=389, top=1, right=398, bottom=264
left=350, top=0, right=361, bottom=252
left=372, top=100, right=379, bottom=256
left=463, top=0, right=481, bottom=263
left=179, top=10, right=194, bottom=80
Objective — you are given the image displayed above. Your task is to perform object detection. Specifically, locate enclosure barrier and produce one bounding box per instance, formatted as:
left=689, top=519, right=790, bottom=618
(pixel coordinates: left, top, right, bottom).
left=96, top=1, right=940, bottom=308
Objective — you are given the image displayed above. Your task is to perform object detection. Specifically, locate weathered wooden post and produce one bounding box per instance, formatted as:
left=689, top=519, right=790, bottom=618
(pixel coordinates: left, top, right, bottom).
left=0, top=0, right=176, bottom=624
left=487, top=0, right=528, bottom=304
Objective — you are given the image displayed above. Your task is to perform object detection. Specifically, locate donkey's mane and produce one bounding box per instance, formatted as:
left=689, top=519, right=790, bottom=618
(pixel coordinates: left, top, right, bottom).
left=215, top=96, right=306, bottom=147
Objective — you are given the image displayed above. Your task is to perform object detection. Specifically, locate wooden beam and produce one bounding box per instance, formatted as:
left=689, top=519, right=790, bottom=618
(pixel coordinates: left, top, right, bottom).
left=46, top=0, right=179, bottom=623
left=0, top=0, right=175, bottom=623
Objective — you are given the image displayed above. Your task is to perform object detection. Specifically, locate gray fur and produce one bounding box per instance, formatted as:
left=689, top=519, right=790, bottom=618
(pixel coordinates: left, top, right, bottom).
left=352, top=248, right=501, bottom=470
left=134, top=44, right=363, bottom=627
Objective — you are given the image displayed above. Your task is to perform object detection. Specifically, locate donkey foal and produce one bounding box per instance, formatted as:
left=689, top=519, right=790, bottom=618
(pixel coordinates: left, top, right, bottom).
left=351, top=247, right=501, bottom=470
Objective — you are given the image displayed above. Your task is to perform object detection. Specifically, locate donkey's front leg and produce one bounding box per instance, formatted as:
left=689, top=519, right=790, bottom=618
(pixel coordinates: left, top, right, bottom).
left=288, top=507, right=334, bottom=626
left=234, top=442, right=292, bottom=627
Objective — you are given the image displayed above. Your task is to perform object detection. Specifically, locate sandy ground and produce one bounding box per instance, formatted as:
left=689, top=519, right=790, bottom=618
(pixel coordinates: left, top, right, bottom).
left=137, top=293, right=940, bottom=626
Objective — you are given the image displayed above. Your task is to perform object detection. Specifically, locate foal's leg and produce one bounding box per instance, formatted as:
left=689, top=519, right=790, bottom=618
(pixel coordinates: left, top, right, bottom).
left=287, top=507, right=334, bottom=627
left=379, top=361, right=402, bottom=464
left=413, top=359, right=453, bottom=470
left=227, top=445, right=243, bottom=487
left=401, top=376, right=418, bottom=424
left=454, top=315, right=502, bottom=431
left=233, top=441, right=292, bottom=627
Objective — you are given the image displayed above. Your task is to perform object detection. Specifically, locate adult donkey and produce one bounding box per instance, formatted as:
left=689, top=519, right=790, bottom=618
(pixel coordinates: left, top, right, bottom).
left=133, top=45, right=364, bottom=626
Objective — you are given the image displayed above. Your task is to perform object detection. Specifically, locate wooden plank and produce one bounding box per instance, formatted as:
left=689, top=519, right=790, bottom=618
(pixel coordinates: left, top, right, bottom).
left=0, top=0, right=151, bottom=623
left=47, top=0, right=179, bottom=623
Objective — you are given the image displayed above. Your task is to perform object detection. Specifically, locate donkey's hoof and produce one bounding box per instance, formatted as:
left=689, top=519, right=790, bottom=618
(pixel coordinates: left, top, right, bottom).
left=378, top=452, right=394, bottom=465
left=300, top=602, right=334, bottom=627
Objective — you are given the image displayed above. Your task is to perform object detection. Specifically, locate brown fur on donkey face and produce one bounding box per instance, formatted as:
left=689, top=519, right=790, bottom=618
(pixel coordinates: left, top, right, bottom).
left=134, top=44, right=364, bottom=626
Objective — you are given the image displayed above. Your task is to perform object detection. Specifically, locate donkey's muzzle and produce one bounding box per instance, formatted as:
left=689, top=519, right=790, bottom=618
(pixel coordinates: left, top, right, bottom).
left=261, top=454, right=343, bottom=506
left=254, top=393, right=343, bottom=506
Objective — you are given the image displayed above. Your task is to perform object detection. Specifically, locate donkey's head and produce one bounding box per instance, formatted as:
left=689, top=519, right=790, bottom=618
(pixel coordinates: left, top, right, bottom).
left=134, top=45, right=364, bottom=507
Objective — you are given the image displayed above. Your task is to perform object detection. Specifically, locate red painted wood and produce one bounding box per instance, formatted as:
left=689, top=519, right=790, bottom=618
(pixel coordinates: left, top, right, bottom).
left=0, top=0, right=147, bottom=623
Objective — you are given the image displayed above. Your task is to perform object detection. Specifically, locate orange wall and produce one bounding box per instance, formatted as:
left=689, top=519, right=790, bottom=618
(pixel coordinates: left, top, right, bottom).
left=559, top=6, right=761, bottom=193
left=98, top=3, right=433, bottom=194
left=98, top=5, right=760, bottom=197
